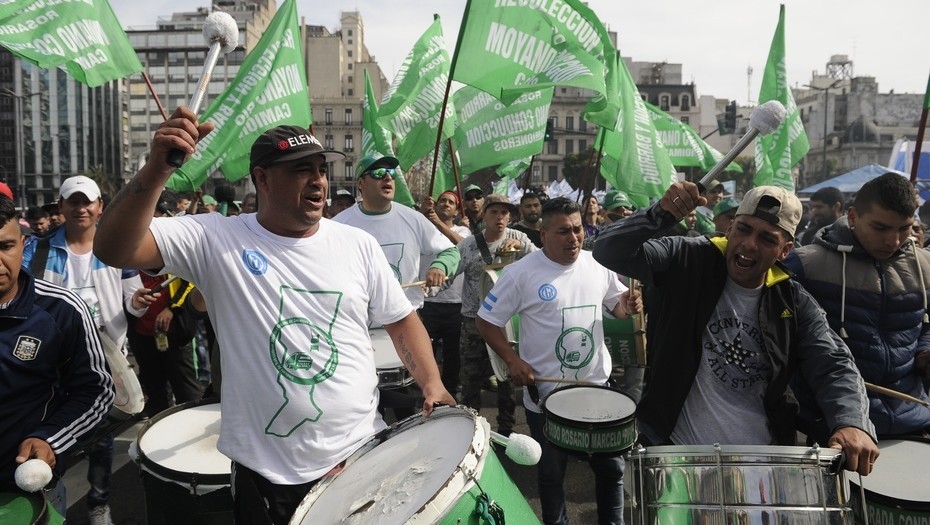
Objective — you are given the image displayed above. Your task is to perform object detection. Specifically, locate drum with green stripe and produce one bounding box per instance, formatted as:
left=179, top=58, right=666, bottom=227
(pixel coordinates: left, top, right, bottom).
left=0, top=491, right=64, bottom=525
left=542, top=385, right=637, bottom=456
left=480, top=267, right=521, bottom=381
left=848, top=438, right=930, bottom=524
left=289, top=406, right=539, bottom=524
left=603, top=316, right=645, bottom=367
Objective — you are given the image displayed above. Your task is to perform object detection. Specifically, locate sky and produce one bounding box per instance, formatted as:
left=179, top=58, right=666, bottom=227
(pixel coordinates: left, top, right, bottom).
left=110, top=0, right=929, bottom=106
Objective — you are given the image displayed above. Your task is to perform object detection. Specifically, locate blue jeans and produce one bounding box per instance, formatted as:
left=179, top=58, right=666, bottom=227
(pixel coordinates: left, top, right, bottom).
left=525, top=409, right=625, bottom=525
left=85, top=432, right=114, bottom=508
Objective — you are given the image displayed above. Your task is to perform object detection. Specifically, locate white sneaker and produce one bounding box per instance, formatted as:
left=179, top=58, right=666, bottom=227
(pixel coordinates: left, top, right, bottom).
left=88, top=505, right=114, bottom=525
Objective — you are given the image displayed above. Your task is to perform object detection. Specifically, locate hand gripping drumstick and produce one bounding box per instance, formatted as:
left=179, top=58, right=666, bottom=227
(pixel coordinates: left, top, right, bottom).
left=490, top=431, right=542, bottom=466
left=167, top=11, right=239, bottom=168
left=696, top=100, right=787, bottom=193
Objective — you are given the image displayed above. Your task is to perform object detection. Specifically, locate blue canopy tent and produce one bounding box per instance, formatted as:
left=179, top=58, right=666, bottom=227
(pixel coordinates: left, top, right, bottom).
left=798, top=164, right=920, bottom=195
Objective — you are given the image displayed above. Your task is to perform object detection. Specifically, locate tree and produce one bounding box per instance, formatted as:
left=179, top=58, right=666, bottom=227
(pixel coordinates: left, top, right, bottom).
left=83, top=164, right=120, bottom=198
left=562, top=148, right=597, bottom=195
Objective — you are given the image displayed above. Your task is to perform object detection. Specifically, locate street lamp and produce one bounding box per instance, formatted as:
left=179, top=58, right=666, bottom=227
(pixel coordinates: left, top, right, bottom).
left=804, top=79, right=843, bottom=180
left=0, top=87, right=41, bottom=209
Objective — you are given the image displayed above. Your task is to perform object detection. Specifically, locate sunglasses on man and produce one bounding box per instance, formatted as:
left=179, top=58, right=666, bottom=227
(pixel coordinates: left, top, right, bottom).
left=362, top=167, right=399, bottom=179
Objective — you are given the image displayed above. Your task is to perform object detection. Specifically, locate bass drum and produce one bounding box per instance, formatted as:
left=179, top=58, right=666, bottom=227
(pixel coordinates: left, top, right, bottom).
left=478, top=267, right=520, bottom=381
left=290, top=406, right=539, bottom=524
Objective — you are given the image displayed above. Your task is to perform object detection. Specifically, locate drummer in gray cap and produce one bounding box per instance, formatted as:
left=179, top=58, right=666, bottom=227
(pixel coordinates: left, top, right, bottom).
left=594, top=181, right=879, bottom=477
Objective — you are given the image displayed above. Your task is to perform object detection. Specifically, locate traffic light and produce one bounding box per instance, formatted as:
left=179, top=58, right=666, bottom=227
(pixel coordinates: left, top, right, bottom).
left=544, top=120, right=554, bottom=142
left=723, top=101, right=738, bottom=134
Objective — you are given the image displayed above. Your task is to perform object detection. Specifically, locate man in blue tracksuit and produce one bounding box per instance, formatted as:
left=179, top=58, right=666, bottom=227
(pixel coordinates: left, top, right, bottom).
left=0, top=195, right=113, bottom=514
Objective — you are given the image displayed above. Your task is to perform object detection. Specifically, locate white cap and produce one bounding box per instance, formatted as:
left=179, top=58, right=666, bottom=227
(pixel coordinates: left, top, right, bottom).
left=59, top=176, right=101, bottom=201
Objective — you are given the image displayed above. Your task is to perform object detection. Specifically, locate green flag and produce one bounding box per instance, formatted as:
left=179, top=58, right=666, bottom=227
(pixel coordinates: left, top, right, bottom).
left=754, top=4, right=809, bottom=190
left=646, top=102, right=742, bottom=173
left=168, top=0, right=309, bottom=190
left=452, top=0, right=613, bottom=107
left=377, top=17, right=456, bottom=171
left=0, top=0, right=142, bottom=87
left=598, top=55, right=676, bottom=207
left=496, top=157, right=532, bottom=182
left=362, top=69, right=415, bottom=206
left=452, top=85, right=552, bottom=174
left=428, top=139, right=460, bottom=199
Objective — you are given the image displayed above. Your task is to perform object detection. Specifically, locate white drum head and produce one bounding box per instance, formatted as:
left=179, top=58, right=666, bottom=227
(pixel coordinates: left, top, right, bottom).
left=291, top=409, right=486, bottom=524
left=545, top=387, right=636, bottom=423
left=858, top=439, right=930, bottom=502
left=138, top=403, right=228, bottom=476
left=371, top=329, right=402, bottom=369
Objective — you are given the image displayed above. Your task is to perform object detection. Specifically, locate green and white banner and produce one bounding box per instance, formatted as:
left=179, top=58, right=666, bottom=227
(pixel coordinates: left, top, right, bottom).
left=0, top=0, right=142, bottom=87
left=168, top=0, right=309, bottom=190
left=377, top=16, right=456, bottom=171
left=754, top=4, right=808, bottom=190
left=453, top=0, right=613, bottom=107
left=598, top=54, right=675, bottom=208
left=452, top=85, right=552, bottom=175
left=646, top=101, right=742, bottom=173
left=362, top=69, right=415, bottom=206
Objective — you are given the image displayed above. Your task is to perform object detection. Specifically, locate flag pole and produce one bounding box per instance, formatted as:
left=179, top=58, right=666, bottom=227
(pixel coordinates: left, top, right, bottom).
left=910, top=71, right=930, bottom=185
left=523, top=154, right=536, bottom=192
left=448, top=139, right=466, bottom=218
left=429, top=1, right=473, bottom=197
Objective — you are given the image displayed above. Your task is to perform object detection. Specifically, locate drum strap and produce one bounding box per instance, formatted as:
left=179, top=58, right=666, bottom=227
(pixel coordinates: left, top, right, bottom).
left=475, top=232, right=494, bottom=266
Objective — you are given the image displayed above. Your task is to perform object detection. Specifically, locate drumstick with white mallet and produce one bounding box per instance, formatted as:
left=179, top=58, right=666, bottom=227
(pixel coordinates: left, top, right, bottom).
left=694, top=100, right=787, bottom=193
left=15, top=459, right=53, bottom=493
left=489, top=431, right=542, bottom=466
left=166, top=11, right=239, bottom=168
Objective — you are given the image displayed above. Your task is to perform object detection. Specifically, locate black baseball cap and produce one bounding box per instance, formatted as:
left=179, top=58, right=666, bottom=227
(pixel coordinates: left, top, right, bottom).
left=250, top=125, right=345, bottom=174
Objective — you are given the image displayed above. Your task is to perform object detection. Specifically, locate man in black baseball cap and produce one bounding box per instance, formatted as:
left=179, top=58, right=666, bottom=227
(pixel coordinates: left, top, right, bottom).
left=95, top=112, right=457, bottom=523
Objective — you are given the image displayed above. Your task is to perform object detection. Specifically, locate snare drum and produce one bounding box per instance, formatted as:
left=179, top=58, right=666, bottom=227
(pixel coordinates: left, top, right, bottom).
left=133, top=400, right=232, bottom=525
left=629, top=444, right=850, bottom=525
left=0, top=491, right=64, bottom=525
left=289, top=406, right=539, bottom=524
left=371, top=328, right=414, bottom=389
left=849, top=437, right=930, bottom=524
left=542, top=385, right=637, bottom=456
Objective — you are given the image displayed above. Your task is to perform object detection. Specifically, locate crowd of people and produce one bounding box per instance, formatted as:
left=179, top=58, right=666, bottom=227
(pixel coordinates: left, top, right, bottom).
left=3, top=106, right=928, bottom=525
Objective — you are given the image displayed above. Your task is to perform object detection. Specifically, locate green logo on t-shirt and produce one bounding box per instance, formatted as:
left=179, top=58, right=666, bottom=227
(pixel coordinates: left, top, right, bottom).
left=555, top=305, right=598, bottom=378
left=265, top=286, right=343, bottom=437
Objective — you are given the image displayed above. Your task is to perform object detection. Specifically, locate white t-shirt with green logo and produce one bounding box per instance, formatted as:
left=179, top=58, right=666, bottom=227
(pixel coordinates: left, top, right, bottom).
left=477, top=250, right=625, bottom=412
left=334, top=203, right=455, bottom=309
left=150, top=214, right=412, bottom=484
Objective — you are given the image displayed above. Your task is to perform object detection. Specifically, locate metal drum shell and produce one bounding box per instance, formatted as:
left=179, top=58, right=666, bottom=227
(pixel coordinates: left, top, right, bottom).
left=629, top=444, right=850, bottom=525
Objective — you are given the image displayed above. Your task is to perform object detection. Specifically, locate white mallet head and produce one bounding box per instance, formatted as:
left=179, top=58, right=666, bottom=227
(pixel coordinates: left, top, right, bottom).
left=749, top=100, right=787, bottom=135
left=203, top=11, right=239, bottom=54
left=504, top=433, right=542, bottom=466
left=15, top=459, right=53, bottom=492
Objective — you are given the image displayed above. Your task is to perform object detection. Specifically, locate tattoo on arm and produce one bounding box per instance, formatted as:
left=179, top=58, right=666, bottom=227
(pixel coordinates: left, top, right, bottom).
left=396, top=333, right=417, bottom=374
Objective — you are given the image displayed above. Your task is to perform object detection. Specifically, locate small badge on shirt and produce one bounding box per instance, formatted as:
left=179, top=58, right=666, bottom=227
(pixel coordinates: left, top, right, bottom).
left=13, top=336, right=41, bottom=361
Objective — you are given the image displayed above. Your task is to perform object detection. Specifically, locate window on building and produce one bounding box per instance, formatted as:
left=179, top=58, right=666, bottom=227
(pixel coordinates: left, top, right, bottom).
left=579, top=139, right=587, bottom=152
left=547, top=141, right=558, bottom=154
left=348, top=50, right=353, bottom=57
left=565, top=116, right=574, bottom=131
left=681, top=116, right=690, bottom=125
left=345, top=108, right=353, bottom=125
left=324, top=134, right=334, bottom=149
left=347, top=89, right=353, bottom=96
left=348, top=29, right=353, bottom=36
left=548, top=165, right=558, bottom=181
left=348, top=39, right=353, bottom=45
left=532, top=165, right=541, bottom=183
left=579, top=120, right=587, bottom=133
left=344, top=162, right=353, bottom=180
left=348, top=63, right=353, bottom=70
left=565, top=139, right=574, bottom=154
left=325, top=108, right=333, bottom=125
left=348, top=76, right=353, bottom=83
left=681, top=94, right=691, bottom=111
left=344, top=134, right=354, bottom=152
left=548, top=116, right=558, bottom=128
left=660, top=95, right=670, bottom=111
